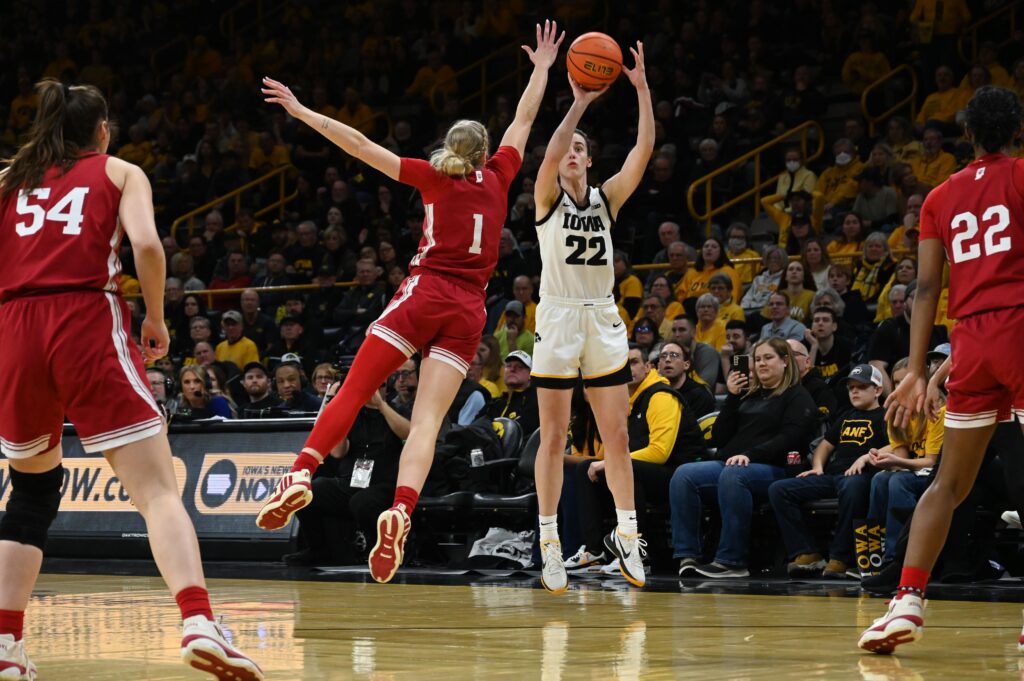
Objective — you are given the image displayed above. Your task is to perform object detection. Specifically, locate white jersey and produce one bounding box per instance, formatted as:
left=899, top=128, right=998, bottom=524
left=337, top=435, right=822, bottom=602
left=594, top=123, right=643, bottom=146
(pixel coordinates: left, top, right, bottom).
left=536, top=186, right=615, bottom=301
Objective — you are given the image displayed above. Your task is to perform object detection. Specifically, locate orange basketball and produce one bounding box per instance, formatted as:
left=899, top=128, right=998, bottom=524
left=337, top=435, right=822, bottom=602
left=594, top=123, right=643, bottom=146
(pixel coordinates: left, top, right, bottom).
left=566, top=32, right=622, bottom=91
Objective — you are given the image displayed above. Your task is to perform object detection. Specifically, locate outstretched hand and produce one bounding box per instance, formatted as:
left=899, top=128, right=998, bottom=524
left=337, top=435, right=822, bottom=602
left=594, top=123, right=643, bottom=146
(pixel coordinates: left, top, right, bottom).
left=884, top=370, right=926, bottom=430
left=261, top=76, right=307, bottom=118
left=522, top=19, right=565, bottom=70
left=622, top=41, right=648, bottom=90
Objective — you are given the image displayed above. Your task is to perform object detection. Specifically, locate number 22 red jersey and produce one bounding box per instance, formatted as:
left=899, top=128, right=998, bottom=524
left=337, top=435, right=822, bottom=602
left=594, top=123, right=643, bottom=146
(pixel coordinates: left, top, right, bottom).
left=0, top=152, right=124, bottom=302
left=399, top=145, right=522, bottom=292
left=919, top=152, right=1024, bottom=319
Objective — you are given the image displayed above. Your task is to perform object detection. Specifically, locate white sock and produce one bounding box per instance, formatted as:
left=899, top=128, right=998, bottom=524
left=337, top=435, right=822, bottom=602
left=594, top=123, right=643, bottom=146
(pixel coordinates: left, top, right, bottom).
left=616, top=508, right=638, bottom=537
left=539, top=514, right=559, bottom=542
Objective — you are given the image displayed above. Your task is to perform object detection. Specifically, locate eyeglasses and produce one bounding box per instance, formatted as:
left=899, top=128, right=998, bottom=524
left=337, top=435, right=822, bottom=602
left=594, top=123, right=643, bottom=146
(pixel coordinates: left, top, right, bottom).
left=393, top=370, right=415, bottom=379
left=791, top=351, right=808, bottom=359
left=659, top=351, right=683, bottom=360
left=636, top=326, right=654, bottom=333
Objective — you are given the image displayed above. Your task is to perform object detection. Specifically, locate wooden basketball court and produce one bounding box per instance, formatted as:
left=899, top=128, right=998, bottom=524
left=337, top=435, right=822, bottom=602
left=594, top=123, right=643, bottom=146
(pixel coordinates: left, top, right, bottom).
left=23, top=571, right=1024, bottom=679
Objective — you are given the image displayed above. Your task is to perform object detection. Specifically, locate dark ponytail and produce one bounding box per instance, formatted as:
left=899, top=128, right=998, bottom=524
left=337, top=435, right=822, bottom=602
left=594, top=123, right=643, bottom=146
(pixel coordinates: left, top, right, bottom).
left=965, top=85, right=1024, bottom=154
left=1, top=79, right=108, bottom=197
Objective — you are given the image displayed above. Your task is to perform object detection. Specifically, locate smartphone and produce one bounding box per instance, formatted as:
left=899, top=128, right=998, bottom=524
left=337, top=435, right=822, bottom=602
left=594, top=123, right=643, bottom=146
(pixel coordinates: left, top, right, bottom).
left=732, top=354, right=750, bottom=377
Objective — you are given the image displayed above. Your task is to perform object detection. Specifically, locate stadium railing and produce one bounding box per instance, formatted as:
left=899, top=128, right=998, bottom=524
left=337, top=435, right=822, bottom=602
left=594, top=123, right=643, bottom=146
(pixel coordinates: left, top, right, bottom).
left=170, top=164, right=298, bottom=245
left=686, top=121, right=826, bottom=236
left=958, top=0, right=1024, bottom=65
left=861, top=65, right=918, bottom=137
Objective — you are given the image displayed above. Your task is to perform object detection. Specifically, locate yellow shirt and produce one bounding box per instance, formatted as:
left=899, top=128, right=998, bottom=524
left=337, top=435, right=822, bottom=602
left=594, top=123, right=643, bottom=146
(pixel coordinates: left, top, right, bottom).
left=910, top=0, right=971, bottom=36
left=891, top=140, right=923, bottom=165
left=680, top=265, right=742, bottom=303
left=773, top=167, right=817, bottom=206
left=761, top=288, right=816, bottom=323
left=910, top=152, right=957, bottom=189
left=215, top=337, right=261, bottom=371
left=818, top=160, right=864, bottom=207
left=248, top=144, right=291, bottom=172
left=827, top=240, right=863, bottom=259
left=671, top=269, right=701, bottom=305
left=916, top=88, right=969, bottom=125
left=479, top=378, right=502, bottom=399
left=888, top=406, right=945, bottom=458
left=628, top=370, right=682, bottom=465
left=842, top=51, right=892, bottom=94
left=727, top=248, right=762, bottom=285
left=763, top=192, right=825, bottom=250
left=696, top=319, right=727, bottom=351
left=718, top=301, right=745, bottom=323
left=116, top=141, right=156, bottom=172
left=617, top=274, right=644, bottom=328
left=336, top=103, right=378, bottom=137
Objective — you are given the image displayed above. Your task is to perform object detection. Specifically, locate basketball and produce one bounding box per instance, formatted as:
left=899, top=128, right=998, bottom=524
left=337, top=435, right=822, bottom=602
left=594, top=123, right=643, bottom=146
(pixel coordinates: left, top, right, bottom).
left=566, top=32, right=622, bottom=91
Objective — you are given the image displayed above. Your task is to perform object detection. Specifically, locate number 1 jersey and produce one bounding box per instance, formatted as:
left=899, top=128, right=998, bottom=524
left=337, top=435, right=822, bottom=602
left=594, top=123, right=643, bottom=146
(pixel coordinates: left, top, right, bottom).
left=536, top=186, right=615, bottom=301
left=920, top=152, right=1024, bottom=319
left=0, top=153, right=124, bottom=302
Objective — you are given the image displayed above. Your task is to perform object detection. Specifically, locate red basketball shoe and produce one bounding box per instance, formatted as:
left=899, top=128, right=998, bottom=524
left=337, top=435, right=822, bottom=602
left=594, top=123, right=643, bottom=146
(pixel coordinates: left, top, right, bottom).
left=369, top=506, right=412, bottom=583
left=255, top=469, right=312, bottom=531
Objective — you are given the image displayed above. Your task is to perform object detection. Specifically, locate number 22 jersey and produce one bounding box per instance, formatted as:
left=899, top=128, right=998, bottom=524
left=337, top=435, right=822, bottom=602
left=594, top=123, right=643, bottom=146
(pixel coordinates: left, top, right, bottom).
left=919, top=152, right=1024, bottom=319
left=536, top=185, right=615, bottom=301
left=0, top=152, right=124, bottom=302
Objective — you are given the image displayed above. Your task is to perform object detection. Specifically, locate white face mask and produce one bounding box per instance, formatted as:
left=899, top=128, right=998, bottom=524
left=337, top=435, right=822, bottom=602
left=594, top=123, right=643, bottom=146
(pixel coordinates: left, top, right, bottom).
left=728, top=238, right=747, bottom=252
left=785, top=160, right=801, bottom=173
left=835, top=152, right=853, bottom=166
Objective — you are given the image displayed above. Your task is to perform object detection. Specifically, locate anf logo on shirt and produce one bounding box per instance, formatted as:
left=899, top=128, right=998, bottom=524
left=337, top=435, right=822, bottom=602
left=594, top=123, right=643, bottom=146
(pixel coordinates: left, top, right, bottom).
left=975, top=167, right=986, bottom=181
left=840, top=420, right=875, bottom=446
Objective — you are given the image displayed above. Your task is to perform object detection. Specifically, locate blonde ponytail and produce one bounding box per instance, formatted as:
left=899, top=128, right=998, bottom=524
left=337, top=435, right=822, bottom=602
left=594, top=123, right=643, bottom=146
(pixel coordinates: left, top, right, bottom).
left=429, top=119, right=489, bottom=177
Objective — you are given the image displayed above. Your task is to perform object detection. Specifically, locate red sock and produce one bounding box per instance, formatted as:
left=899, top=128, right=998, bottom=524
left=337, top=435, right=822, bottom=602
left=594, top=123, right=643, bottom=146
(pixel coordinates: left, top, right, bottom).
left=291, top=451, right=322, bottom=475
left=897, top=566, right=930, bottom=599
left=0, top=610, right=24, bottom=641
left=303, top=335, right=408, bottom=459
left=393, top=486, right=420, bottom=514
left=175, top=586, right=214, bottom=621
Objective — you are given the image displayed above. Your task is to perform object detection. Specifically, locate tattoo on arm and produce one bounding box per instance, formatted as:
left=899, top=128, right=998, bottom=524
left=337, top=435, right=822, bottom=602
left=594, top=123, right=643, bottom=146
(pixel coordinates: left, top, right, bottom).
left=321, top=118, right=329, bottom=130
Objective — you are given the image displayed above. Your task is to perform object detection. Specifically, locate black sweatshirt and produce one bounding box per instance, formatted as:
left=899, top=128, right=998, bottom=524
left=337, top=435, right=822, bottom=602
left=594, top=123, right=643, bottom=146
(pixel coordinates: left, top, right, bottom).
left=710, top=384, right=817, bottom=465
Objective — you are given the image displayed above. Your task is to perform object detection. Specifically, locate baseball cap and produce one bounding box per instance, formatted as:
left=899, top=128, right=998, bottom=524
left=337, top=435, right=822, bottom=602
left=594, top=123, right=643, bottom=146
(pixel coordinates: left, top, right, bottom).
left=221, top=310, right=242, bottom=324
left=844, top=363, right=883, bottom=387
left=279, top=315, right=302, bottom=325
left=505, top=350, right=533, bottom=369
left=242, top=361, right=268, bottom=377
left=926, top=342, right=951, bottom=363
left=505, top=300, right=525, bottom=316
left=280, top=352, right=303, bottom=364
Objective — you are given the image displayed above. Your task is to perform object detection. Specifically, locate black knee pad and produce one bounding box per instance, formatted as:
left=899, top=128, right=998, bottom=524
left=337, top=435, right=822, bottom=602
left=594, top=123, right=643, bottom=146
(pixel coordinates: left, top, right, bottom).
left=0, top=464, right=64, bottom=550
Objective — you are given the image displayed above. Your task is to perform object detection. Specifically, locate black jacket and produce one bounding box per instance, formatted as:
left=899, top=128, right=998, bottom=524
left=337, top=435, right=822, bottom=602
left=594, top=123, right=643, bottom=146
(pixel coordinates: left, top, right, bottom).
left=711, top=384, right=817, bottom=465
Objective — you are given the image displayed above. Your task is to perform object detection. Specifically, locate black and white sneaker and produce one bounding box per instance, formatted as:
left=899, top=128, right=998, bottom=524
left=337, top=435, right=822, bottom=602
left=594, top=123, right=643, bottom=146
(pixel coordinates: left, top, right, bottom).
left=564, top=545, right=607, bottom=570
left=694, top=561, right=749, bottom=578
left=678, top=558, right=700, bottom=577
left=603, top=529, right=647, bottom=587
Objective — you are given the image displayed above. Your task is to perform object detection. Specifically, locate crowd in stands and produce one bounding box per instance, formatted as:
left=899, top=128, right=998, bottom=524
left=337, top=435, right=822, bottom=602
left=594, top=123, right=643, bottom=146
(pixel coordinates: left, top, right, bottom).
left=4, top=0, right=1024, bottom=579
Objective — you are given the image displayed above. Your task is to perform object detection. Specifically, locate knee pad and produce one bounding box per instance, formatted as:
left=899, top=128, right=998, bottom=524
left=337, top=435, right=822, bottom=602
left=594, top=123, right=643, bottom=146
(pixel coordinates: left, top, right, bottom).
left=0, top=464, right=64, bottom=550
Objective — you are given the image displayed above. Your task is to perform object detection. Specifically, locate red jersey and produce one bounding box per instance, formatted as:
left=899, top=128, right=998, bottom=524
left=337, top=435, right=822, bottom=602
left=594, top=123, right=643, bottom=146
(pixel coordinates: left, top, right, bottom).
left=400, top=145, right=521, bottom=291
left=920, top=152, right=1024, bottom=319
left=0, top=153, right=124, bottom=302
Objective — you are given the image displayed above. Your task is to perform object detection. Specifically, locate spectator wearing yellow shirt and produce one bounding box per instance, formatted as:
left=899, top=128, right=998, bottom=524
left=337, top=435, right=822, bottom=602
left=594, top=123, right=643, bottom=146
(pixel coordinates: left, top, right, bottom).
left=763, top=189, right=824, bottom=253
left=335, top=87, right=378, bottom=137
left=249, top=131, right=291, bottom=174
left=695, top=294, right=728, bottom=351
left=762, top=260, right=816, bottom=324
left=495, top=275, right=538, bottom=333
left=638, top=277, right=685, bottom=332
left=405, top=50, right=457, bottom=104
left=960, top=44, right=1011, bottom=88
left=773, top=147, right=817, bottom=211
left=184, top=36, right=224, bottom=80
left=724, top=223, right=761, bottom=285
left=615, top=251, right=645, bottom=328
left=851, top=233, right=896, bottom=305
left=7, top=76, right=38, bottom=138
left=666, top=242, right=699, bottom=304
left=818, top=139, right=864, bottom=212
left=915, top=66, right=968, bottom=134
left=910, top=127, right=957, bottom=190
left=680, top=238, right=742, bottom=304
left=875, top=259, right=917, bottom=322
left=116, top=125, right=157, bottom=173
left=708, top=273, right=745, bottom=323
left=215, top=311, right=261, bottom=372
left=827, top=211, right=866, bottom=259
left=842, top=33, right=892, bottom=95
left=885, top=116, right=923, bottom=164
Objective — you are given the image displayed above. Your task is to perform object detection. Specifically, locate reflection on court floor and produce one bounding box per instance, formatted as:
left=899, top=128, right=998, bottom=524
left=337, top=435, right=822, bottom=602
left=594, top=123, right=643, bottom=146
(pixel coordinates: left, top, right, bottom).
left=25, top=573, right=1024, bottom=679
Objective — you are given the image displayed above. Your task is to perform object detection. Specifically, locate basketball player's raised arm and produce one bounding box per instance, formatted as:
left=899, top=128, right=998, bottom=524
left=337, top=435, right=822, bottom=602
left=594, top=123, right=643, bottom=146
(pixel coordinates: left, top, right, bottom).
left=535, top=79, right=607, bottom=211
left=262, top=77, right=401, bottom=181
left=601, top=42, right=654, bottom=216
left=116, top=160, right=170, bottom=360
left=499, top=20, right=565, bottom=158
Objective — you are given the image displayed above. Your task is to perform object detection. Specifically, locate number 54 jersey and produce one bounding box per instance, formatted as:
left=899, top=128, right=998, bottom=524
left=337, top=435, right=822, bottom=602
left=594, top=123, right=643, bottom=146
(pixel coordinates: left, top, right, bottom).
left=536, top=185, right=615, bottom=301
left=0, top=153, right=124, bottom=302
left=920, top=152, right=1024, bottom=319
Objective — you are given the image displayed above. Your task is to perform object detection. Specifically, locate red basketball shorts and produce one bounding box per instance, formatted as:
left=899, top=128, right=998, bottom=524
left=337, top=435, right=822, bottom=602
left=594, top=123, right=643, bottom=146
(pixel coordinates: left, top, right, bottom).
left=0, top=291, right=163, bottom=458
left=944, top=305, right=1024, bottom=428
left=369, top=272, right=486, bottom=375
